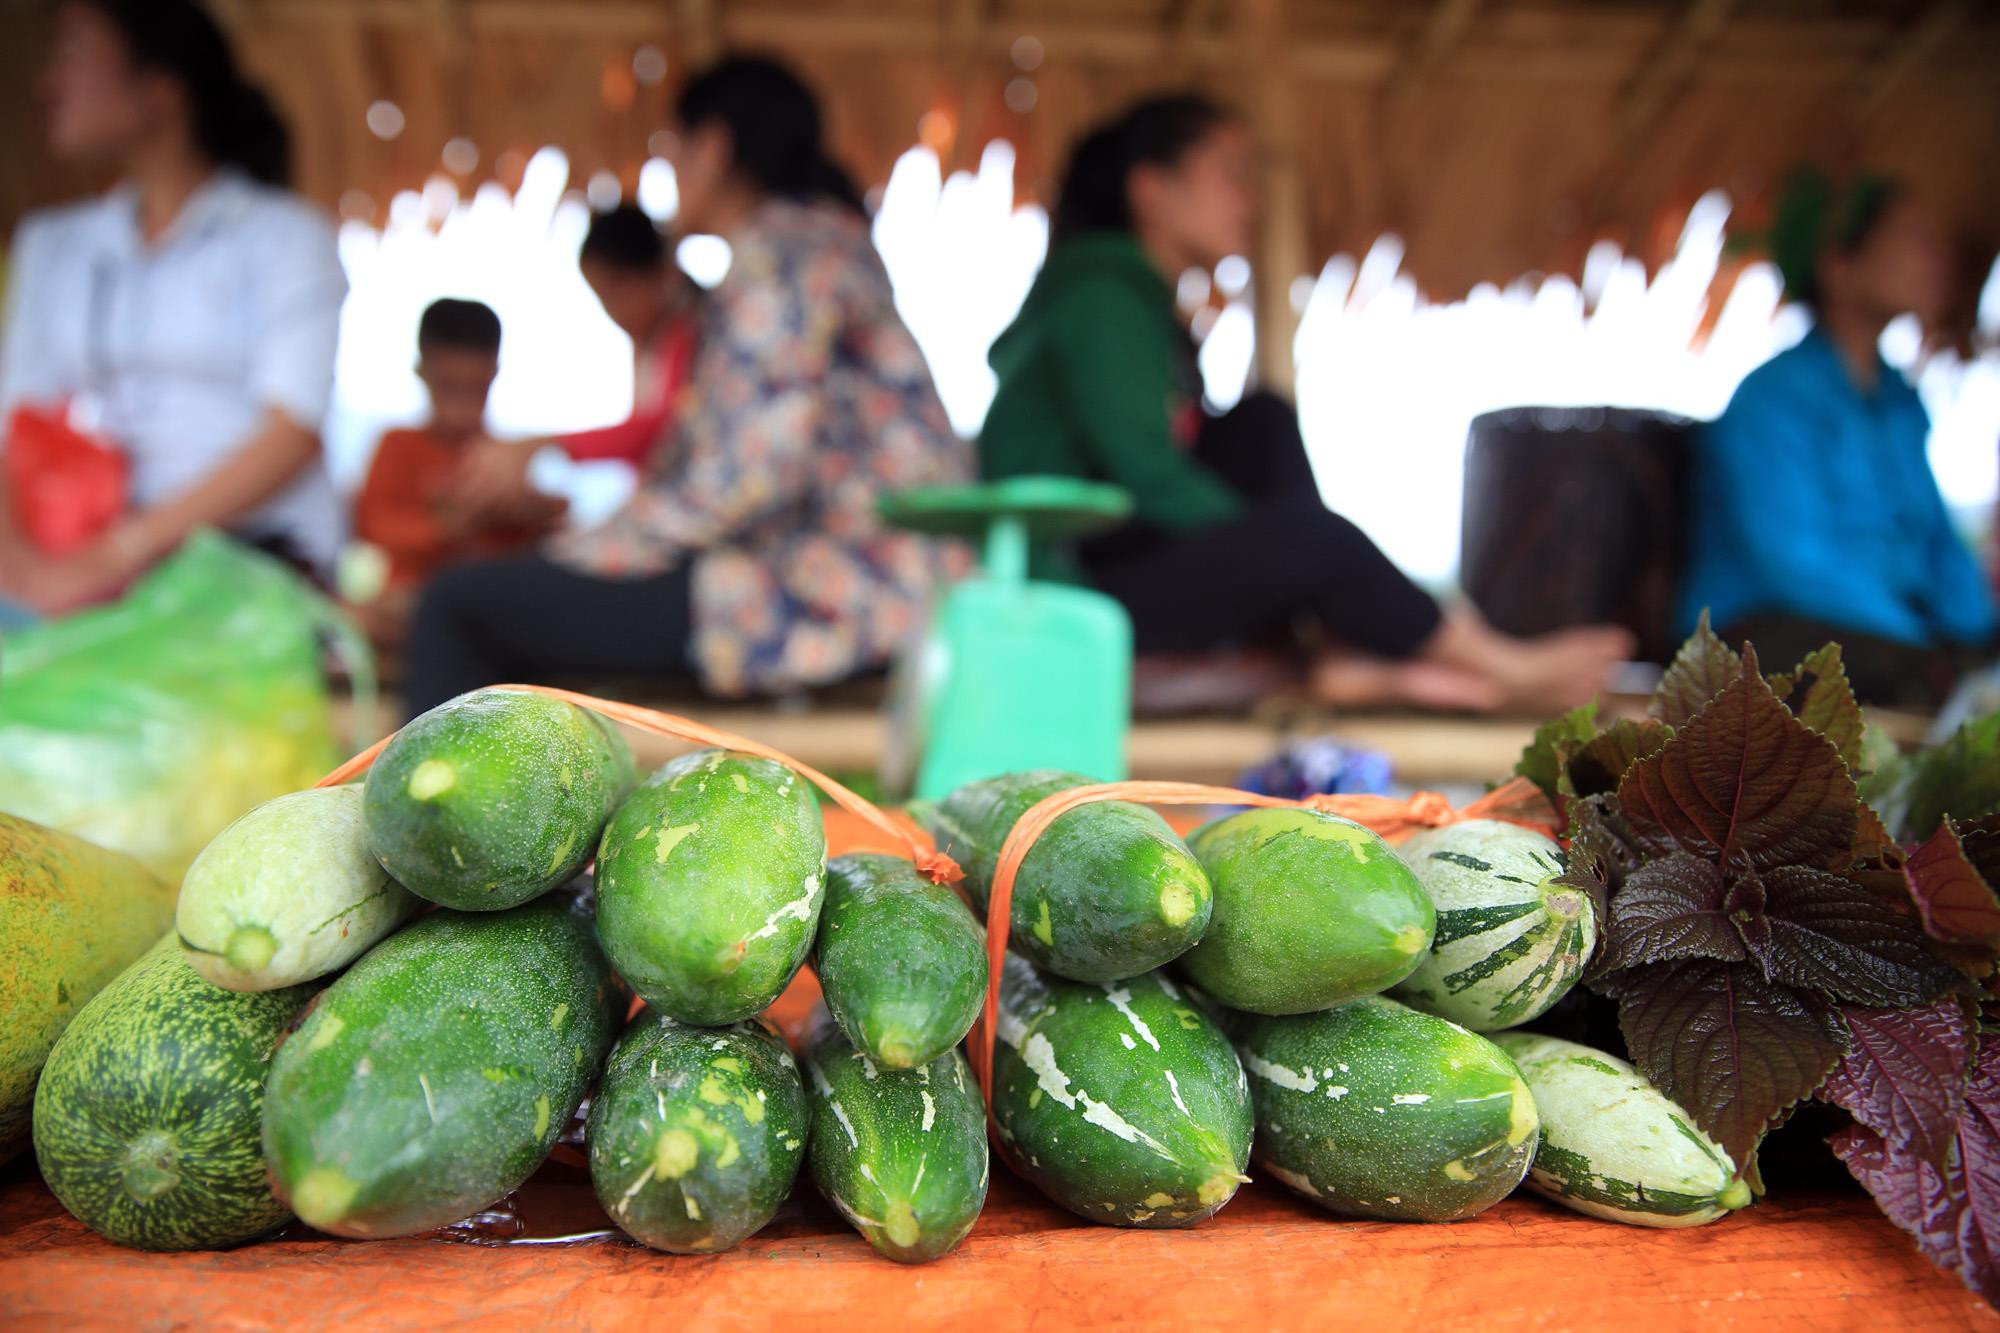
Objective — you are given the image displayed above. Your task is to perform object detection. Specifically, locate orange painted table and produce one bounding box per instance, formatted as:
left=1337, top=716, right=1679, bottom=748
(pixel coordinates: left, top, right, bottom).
left=0, top=813, right=1994, bottom=1330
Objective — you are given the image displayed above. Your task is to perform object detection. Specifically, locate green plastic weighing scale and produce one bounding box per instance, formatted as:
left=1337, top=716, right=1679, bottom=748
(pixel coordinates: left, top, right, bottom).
left=879, top=476, right=1134, bottom=801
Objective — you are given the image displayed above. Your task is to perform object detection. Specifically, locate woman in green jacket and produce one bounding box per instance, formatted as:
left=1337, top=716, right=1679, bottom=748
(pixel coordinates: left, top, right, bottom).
left=980, top=95, right=1629, bottom=711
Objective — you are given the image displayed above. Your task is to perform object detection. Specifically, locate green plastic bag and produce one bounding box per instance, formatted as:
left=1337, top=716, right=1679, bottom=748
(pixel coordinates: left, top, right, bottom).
left=0, top=532, right=374, bottom=883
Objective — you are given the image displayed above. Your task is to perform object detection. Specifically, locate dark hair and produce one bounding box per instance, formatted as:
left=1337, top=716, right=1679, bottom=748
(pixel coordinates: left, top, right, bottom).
left=1765, top=167, right=1903, bottom=308
left=580, top=204, right=667, bottom=273
left=675, top=54, right=865, bottom=215
left=1052, top=94, right=1230, bottom=246
left=66, top=0, right=292, bottom=186
left=417, top=298, right=502, bottom=356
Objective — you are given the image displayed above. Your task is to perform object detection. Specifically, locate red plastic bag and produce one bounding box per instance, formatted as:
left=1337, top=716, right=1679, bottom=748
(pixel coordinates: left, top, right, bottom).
left=5, top=406, right=128, bottom=555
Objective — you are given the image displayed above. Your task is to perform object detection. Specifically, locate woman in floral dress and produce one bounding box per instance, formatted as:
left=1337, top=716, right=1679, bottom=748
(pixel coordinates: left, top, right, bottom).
left=402, top=55, right=969, bottom=714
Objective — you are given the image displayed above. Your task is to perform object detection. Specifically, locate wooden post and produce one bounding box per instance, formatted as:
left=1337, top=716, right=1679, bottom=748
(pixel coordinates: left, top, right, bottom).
left=1240, top=0, right=1307, bottom=398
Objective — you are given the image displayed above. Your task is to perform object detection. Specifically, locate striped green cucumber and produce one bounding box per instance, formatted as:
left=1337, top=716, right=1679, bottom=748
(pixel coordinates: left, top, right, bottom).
left=262, top=895, right=621, bottom=1237
left=364, top=688, right=635, bottom=910
left=1392, top=820, right=1595, bottom=1031
left=802, top=1005, right=988, bottom=1263
left=919, top=770, right=1211, bottom=983
left=33, top=936, right=316, bottom=1250
left=816, top=854, right=986, bottom=1069
left=1493, top=1033, right=1750, bottom=1227
left=595, top=750, right=827, bottom=1025
left=1178, top=808, right=1434, bottom=1015
left=1231, top=996, right=1537, bottom=1221
left=587, top=1014, right=807, bottom=1254
left=1, top=814, right=175, bottom=1162
left=992, top=955, right=1251, bottom=1227
left=178, top=787, right=422, bottom=991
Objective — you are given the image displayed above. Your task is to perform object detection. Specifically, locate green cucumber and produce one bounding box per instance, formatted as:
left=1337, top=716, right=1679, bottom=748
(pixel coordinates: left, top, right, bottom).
left=1231, top=996, right=1537, bottom=1222
left=178, top=787, right=422, bottom=991
left=262, top=895, right=621, bottom=1237
left=1493, top=1033, right=1750, bottom=1228
left=1392, top=820, right=1595, bottom=1031
left=802, top=1005, right=988, bottom=1263
left=919, top=770, right=1211, bottom=983
left=816, top=854, right=986, bottom=1069
left=587, top=1015, right=807, bottom=1254
left=596, top=750, right=827, bottom=1025
left=33, top=936, right=316, bottom=1249
left=1, top=814, right=175, bottom=1161
left=1178, top=808, right=1434, bottom=1015
left=992, top=955, right=1250, bottom=1227
left=364, top=688, right=635, bottom=910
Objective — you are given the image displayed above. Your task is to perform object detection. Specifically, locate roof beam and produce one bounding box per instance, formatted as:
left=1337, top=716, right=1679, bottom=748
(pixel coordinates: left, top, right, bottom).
left=1859, top=0, right=1974, bottom=117
left=1386, top=0, right=1484, bottom=103
left=1615, top=0, right=1737, bottom=143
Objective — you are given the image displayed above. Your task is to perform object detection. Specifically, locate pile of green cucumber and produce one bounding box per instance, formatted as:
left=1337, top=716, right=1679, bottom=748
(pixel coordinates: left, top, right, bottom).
left=24, top=697, right=1749, bottom=1261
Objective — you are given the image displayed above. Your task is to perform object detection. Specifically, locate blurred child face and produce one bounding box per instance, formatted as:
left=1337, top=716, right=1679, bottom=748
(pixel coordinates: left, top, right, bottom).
left=43, top=2, right=176, bottom=164
left=582, top=257, right=671, bottom=344
left=418, top=346, right=499, bottom=444
left=1824, top=198, right=1948, bottom=329
left=1129, top=122, right=1258, bottom=271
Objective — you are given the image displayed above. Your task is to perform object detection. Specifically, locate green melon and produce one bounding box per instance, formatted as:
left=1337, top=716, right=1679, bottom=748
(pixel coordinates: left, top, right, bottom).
left=595, top=749, right=827, bottom=1026
left=1494, top=1033, right=1750, bottom=1228
left=991, top=956, right=1251, bottom=1227
left=588, top=1014, right=807, bottom=1254
left=364, top=688, right=635, bottom=910
left=1392, top=820, right=1595, bottom=1031
left=816, top=854, right=987, bottom=1069
left=1178, top=808, right=1434, bottom=1015
left=33, top=936, right=317, bottom=1249
left=262, top=895, right=621, bottom=1237
left=919, top=770, right=1211, bottom=983
left=178, top=786, right=421, bottom=992
left=802, top=1005, right=988, bottom=1263
left=1232, top=995, right=1537, bottom=1221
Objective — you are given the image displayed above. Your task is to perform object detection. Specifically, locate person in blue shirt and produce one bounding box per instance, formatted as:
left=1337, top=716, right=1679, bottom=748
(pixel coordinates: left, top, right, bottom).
left=1681, top=171, right=1995, bottom=706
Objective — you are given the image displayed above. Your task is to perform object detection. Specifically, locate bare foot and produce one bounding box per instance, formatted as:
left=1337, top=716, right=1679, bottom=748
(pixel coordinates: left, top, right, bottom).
left=1310, top=654, right=1507, bottom=713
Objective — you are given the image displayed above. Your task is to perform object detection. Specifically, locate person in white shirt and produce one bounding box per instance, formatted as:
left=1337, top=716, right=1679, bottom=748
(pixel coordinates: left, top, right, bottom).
left=0, top=0, right=346, bottom=614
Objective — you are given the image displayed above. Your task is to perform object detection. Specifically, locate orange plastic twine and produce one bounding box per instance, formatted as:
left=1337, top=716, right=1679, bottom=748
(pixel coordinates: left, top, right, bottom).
left=314, top=684, right=963, bottom=887
left=963, top=776, right=1558, bottom=1099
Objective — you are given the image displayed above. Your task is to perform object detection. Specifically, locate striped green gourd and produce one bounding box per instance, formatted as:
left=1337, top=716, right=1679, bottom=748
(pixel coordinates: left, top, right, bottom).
left=1391, top=820, right=1595, bottom=1031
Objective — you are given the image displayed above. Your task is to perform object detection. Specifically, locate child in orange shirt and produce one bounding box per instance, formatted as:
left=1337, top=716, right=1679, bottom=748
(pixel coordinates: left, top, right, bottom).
left=351, top=298, right=561, bottom=645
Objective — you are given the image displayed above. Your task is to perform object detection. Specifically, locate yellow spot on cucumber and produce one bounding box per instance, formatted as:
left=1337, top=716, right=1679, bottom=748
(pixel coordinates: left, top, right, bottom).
left=533, top=1095, right=552, bottom=1139
left=1158, top=881, right=1198, bottom=928
left=1029, top=1088, right=1043, bottom=1109
left=1720, top=1178, right=1753, bottom=1210
left=654, top=1128, right=699, bottom=1178
left=1443, top=1159, right=1477, bottom=1182
left=407, top=760, right=456, bottom=801
left=884, top=1200, right=921, bottom=1248
left=545, top=833, right=577, bottom=876
left=1505, top=1078, right=1537, bottom=1146
left=307, top=1013, right=344, bottom=1051
left=1196, top=1173, right=1245, bottom=1206
left=655, top=822, right=701, bottom=863
left=712, top=1057, right=744, bottom=1073
left=550, top=1003, right=569, bottom=1029
left=714, top=1135, right=741, bottom=1168
left=1143, top=1192, right=1175, bottom=1208
left=1033, top=898, right=1054, bottom=947
left=482, top=1068, right=510, bottom=1083
left=224, top=926, right=277, bottom=973
left=732, top=773, right=750, bottom=794
left=292, top=1167, right=360, bottom=1228
left=1394, top=925, right=1431, bottom=955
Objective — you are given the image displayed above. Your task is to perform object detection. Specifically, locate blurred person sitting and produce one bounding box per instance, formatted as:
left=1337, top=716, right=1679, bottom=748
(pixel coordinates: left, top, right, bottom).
left=978, top=94, right=1629, bottom=713
left=349, top=298, right=562, bottom=648
left=400, top=54, right=971, bottom=715
left=0, top=0, right=345, bottom=613
left=1681, top=170, right=1996, bottom=707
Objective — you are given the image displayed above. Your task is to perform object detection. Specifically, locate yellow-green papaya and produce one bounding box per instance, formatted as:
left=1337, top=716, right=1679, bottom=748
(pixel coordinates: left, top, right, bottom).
left=0, top=813, right=176, bottom=1160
